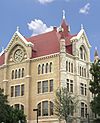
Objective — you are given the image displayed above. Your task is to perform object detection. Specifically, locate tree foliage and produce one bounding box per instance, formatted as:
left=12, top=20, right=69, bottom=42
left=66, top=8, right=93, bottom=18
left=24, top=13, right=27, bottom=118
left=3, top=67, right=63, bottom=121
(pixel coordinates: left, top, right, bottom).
left=0, top=88, right=26, bottom=123
left=89, top=60, right=100, bottom=116
left=54, top=87, right=78, bottom=123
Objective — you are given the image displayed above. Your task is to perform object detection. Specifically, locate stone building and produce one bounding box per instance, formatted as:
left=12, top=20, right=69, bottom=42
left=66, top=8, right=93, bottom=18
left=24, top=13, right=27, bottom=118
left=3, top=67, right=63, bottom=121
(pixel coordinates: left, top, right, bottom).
left=0, top=13, right=91, bottom=123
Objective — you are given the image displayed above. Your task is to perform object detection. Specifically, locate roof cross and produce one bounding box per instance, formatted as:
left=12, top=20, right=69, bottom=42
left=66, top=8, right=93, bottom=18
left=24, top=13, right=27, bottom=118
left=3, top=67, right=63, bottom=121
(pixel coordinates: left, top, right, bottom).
left=63, top=10, right=66, bottom=19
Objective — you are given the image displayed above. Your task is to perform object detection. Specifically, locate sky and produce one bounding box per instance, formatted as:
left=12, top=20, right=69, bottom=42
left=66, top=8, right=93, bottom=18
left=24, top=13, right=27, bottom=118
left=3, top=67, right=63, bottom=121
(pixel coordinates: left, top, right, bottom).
left=0, top=0, right=100, bottom=61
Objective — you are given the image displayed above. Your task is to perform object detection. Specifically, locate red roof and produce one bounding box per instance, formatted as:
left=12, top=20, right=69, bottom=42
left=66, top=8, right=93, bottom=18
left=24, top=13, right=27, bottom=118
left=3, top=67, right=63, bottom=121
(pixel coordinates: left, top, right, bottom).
left=0, top=19, right=77, bottom=66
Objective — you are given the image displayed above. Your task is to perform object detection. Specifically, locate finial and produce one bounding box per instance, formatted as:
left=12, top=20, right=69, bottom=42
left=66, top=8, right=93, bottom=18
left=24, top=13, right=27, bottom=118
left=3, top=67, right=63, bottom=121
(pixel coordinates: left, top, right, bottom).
left=17, top=26, right=19, bottom=32
left=81, top=24, right=84, bottom=30
left=2, top=47, right=4, bottom=51
left=63, top=10, right=66, bottom=19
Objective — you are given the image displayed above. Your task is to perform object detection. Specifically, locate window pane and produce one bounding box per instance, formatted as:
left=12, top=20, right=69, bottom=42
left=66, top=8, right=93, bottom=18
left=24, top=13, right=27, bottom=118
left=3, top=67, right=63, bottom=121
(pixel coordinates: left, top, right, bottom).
left=50, top=79, right=53, bottom=92
left=15, top=104, right=20, bottom=110
left=42, top=80, right=48, bottom=93
left=50, top=102, right=54, bottom=115
left=38, top=103, right=41, bottom=116
left=70, top=80, right=73, bottom=93
left=45, top=63, right=48, bottom=73
left=42, top=64, right=44, bottom=74
left=42, top=101, right=48, bottom=116
left=12, top=70, right=14, bottom=79
left=22, top=68, right=24, bottom=77
left=81, top=102, right=84, bottom=117
left=15, top=85, right=20, bottom=97
left=21, top=84, right=24, bottom=96
left=21, top=105, right=24, bottom=112
left=11, top=86, right=14, bottom=97
left=15, top=70, right=17, bottom=79
left=38, top=82, right=41, bottom=94
left=38, top=65, right=41, bottom=74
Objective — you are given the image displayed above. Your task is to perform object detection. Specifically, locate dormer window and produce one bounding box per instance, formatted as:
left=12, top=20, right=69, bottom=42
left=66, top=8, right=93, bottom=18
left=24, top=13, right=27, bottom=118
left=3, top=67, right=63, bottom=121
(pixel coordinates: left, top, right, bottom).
left=79, top=46, right=87, bottom=61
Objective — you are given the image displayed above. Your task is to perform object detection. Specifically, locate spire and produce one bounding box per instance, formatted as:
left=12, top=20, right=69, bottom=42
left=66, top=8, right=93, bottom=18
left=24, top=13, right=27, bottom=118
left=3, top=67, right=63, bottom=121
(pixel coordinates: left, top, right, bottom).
left=94, top=47, right=99, bottom=63
left=63, top=10, right=66, bottom=20
left=94, top=47, right=98, bottom=57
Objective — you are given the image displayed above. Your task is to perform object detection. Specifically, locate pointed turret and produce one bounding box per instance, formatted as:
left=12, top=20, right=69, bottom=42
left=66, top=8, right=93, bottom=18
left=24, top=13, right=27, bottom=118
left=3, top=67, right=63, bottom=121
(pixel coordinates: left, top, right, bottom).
left=94, top=47, right=99, bottom=63
left=60, top=10, right=70, bottom=37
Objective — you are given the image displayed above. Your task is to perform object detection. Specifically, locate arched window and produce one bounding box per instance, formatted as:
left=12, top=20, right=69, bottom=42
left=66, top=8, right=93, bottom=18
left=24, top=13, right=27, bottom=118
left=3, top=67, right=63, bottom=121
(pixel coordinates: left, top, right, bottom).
left=22, top=68, right=24, bottom=77
left=81, top=102, right=87, bottom=118
left=71, top=63, right=73, bottom=73
left=80, top=46, right=87, bottom=61
left=21, top=104, right=24, bottom=112
left=18, top=69, right=21, bottom=78
left=38, top=64, right=41, bottom=74
left=80, top=47, right=83, bottom=59
left=69, top=62, right=70, bottom=72
left=12, top=70, right=14, bottom=79
left=38, top=103, right=41, bottom=116
left=66, top=61, right=68, bottom=71
left=45, top=63, right=48, bottom=73
left=42, top=64, right=44, bottom=74
left=82, top=67, right=83, bottom=76
left=50, top=62, right=52, bottom=72
left=80, top=66, right=81, bottom=76
left=15, top=69, right=17, bottom=79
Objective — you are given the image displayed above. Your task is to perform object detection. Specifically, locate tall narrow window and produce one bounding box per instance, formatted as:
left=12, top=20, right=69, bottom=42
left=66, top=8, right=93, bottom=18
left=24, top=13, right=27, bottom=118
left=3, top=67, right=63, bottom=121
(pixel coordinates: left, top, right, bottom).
left=21, top=84, right=24, bottom=96
left=45, top=63, right=48, bottom=73
left=42, top=64, right=44, bottom=74
left=18, top=69, right=21, bottom=78
left=15, top=69, right=17, bottom=79
left=50, top=79, right=53, bottom=92
left=38, top=82, right=41, bottom=94
left=12, top=70, right=14, bottom=79
left=80, top=83, right=84, bottom=95
left=85, top=104, right=87, bottom=118
left=85, top=84, right=87, bottom=96
left=38, top=103, right=41, bottom=116
left=11, top=86, right=14, bottom=97
left=22, top=68, right=24, bottom=77
left=71, top=63, right=73, bottom=73
left=70, top=80, right=73, bottom=93
left=50, top=101, right=54, bottom=115
left=81, top=102, right=84, bottom=117
left=15, top=85, right=20, bottom=97
left=66, top=61, right=68, bottom=71
left=42, top=101, right=48, bottom=116
left=84, top=68, right=86, bottom=77
left=69, top=62, right=70, bottom=72
left=82, top=67, right=83, bottom=76
left=38, top=64, right=41, bottom=74
left=80, top=66, right=81, bottom=76
left=42, top=80, right=48, bottom=93
left=67, top=79, right=69, bottom=92
left=50, top=62, right=52, bottom=72
left=80, top=47, right=83, bottom=59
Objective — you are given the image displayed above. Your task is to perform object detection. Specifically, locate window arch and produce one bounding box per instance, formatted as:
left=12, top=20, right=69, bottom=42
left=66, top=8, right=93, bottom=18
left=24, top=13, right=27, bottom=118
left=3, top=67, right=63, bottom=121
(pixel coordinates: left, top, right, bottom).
left=42, top=64, right=44, bottom=74
left=38, top=64, right=41, bottom=74
left=45, top=63, right=48, bottom=73
left=37, top=101, right=54, bottom=116
left=12, top=70, right=14, bottom=79
left=18, top=69, right=21, bottom=78
left=15, top=70, right=17, bottom=79
left=22, top=68, right=24, bottom=77
left=79, top=45, right=87, bottom=60
left=81, top=102, right=87, bottom=118
left=50, top=62, right=52, bottom=72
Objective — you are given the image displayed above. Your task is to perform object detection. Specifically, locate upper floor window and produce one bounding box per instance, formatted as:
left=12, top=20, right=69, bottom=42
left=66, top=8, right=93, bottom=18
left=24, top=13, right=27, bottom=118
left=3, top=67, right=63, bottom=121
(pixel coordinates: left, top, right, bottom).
left=37, top=79, right=54, bottom=94
left=79, top=46, right=87, bottom=61
left=38, top=62, right=53, bottom=75
left=14, top=104, right=24, bottom=112
left=66, top=79, right=73, bottom=93
left=80, top=83, right=87, bottom=96
left=11, top=68, right=25, bottom=79
left=38, top=64, right=41, bottom=74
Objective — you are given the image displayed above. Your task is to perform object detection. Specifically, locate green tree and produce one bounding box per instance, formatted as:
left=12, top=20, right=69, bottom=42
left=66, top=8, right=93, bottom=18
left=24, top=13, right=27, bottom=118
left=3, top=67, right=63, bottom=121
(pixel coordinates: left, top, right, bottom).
left=54, top=87, right=78, bottom=123
left=0, top=88, right=26, bottom=123
left=89, top=59, right=100, bottom=116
